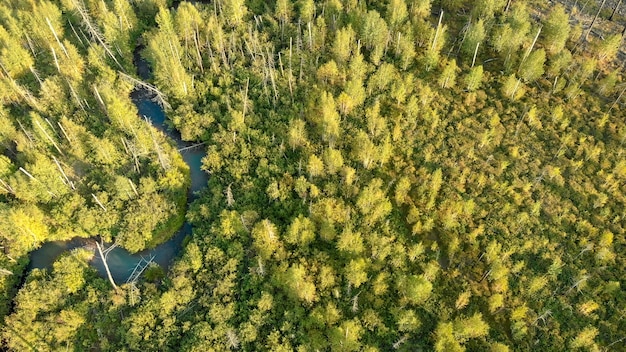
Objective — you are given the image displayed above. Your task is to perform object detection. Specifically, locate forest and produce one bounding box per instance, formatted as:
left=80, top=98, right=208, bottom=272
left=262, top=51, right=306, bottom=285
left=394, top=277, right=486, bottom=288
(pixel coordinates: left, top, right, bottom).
left=1, top=0, right=625, bottom=350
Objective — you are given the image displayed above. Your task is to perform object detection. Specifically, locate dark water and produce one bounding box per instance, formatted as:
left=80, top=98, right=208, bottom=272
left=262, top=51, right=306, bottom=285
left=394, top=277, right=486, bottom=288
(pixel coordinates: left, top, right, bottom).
left=27, top=89, right=207, bottom=283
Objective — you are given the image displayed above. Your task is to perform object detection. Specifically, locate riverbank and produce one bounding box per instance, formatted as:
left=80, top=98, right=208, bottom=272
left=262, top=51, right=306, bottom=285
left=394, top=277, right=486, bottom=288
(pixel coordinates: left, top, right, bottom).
left=1, top=43, right=207, bottom=320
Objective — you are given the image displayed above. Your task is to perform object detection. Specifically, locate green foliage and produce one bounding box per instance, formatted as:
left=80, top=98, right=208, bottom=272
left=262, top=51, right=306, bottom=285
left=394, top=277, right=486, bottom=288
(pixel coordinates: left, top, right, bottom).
left=462, top=19, right=486, bottom=59
left=519, top=49, right=546, bottom=82
left=464, top=65, right=484, bottom=91
left=541, top=4, right=571, bottom=54
left=3, top=1, right=626, bottom=351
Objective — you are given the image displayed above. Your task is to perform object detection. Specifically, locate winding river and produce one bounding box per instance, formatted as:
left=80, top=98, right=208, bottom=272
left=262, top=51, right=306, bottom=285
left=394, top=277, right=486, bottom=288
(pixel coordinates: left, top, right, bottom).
left=26, top=54, right=207, bottom=283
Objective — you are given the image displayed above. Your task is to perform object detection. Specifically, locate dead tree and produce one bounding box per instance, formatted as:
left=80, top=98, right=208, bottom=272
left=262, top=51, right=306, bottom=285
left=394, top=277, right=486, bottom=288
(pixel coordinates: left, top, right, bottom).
left=20, top=167, right=56, bottom=197
left=72, top=0, right=125, bottom=71
left=46, top=17, right=69, bottom=57
left=225, top=183, right=235, bottom=207
left=471, top=42, right=480, bottom=68
left=93, top=85, right=107, bottom=113
left=585, top=0, right=608, bottom=41
left=609, top=84, right=626, bottom=112
left=96, top=241, right=118, bottom=291
left=226, top=330, right=240, bottom=349
left=29, top=66, right=43, bottom=87
left=432, top=11, right=444, bottom=51
left=504, top=0, right=513, bottom=13
left=52, top=156, right=75, bottom=190
left=144, top=116, right=169, bottom=170
left=0, top=62, right=40, bottom=110
left=521, top=26, right=542, bottom=64
left=118, top=72, right=171, bottom=109
left=0, top=178, right=14, bottom=194
left=126, top=255, right=155, bottom=284
left=34, top=119, right=64, bottom=155
left=57, top=121, right=73, bottom=145
left=610, top=0, right=622, bottom=20
left=177, top=142, right=206, bottom=152
left=91, top=193, right=107, bottom=211
left=128, top=178, right=139, bottom=196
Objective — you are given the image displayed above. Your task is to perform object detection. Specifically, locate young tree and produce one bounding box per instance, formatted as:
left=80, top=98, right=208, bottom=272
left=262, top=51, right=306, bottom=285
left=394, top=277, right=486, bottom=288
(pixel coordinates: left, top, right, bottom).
left=386, top=0, right=408, bottom=29
left=593, top=33, right=622, bottom=62
left=287, top=119, right=308, bottom=151
left=438, top=59, right=458, bottom=88
left=297, top=0, right=315, bottom=23
left=331, top=25, right=355, bottom=63
left=284, top=263, right=317, bottom=303
left=222, top=0, right=248, bottom=26
left=518, top=49, right=546, bottom=82
left=251, top=220, right=282, bottom=259
left=464, top=65, right=484, bottom=91
left=462, top=19, right=486, bottom=61
left=360, top=10, right=389, bottom=64
left=285, top=215, right=316, bottom=247
left=315, top=91, right=341, bottom=146
left=323, top=148, right=344, bottom=174
left=356, top=178, right=392, bottom=225
left=541, top=5, right=570, bottom=54
left=275, top=0, right=294, bottom=30
left=453, top=313, right=490, bottom=342
left=472, top=0, right=507, bottom=19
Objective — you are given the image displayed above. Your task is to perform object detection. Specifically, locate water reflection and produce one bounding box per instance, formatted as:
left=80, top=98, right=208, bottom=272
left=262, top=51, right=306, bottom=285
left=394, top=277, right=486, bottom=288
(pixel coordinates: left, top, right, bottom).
left=28, top=92, right=207, bottom=283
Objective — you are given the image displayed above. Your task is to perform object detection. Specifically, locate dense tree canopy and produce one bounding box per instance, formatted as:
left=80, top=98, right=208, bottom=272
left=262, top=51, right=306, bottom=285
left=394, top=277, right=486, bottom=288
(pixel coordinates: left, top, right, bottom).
left=0, top=0, right=189, bottom=316
left=2, top=0, right=626, bottom=351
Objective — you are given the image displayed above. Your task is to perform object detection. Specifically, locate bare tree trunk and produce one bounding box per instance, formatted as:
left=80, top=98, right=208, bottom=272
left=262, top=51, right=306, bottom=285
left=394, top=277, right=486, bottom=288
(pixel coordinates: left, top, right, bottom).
left=72, top=0, right=124, bottom=71
left=57, top=121, right=72, bottom=145
left=24, top=33, right=37, bottom=58
left=432, top=11, right=444, bottom=51
left=46, top=17, right=69, bottom=57
left=50, top=46, right=61, bottom=72
left=308, top=22, right=313, bottom=49
left=193, top=24, right=204, bottom=72
left=66, top=81, right=85, bottom=111
left=144, top=117, right=168, bottom=170
left=118, top=72, right=171, bottom=109
left=504, top=0, right=513, bottom=14
left=511, top=78, right=521, bottom=100
left=20, top=167, right=56, bottom=197
left=68, top=18, right=85, bottom=47
left=128, top=178, right=139, bottom=196
left=19, top=167, right=36, bottom=181
left=29, top=66, right=43, bottom=87
left=34, top=119, right=64, bottom=155
left=44, top=118, right=60, bottom=139
left=0, top=178, right=14, bottom=194
left=609, top=84, right=626, bottom=112
left=96, top=241, right=118, bottom=291
left=242, top=78, right=249, bottom=119
left=16, top=120, right=34, bottom=146
left=92, top=193, right=107, bottom=211
left=52, top=156, right=75, bottom=190
left=586, top=0, right=607, bottom=41
left=610, top=0, right=622, bottom=20
left=93, top=85, right=107, bottom=113
left=289, top=37, right=293, bottom=98
left=521, top=26, right=542, bottom=64
left=471, top=42, right=480, bottom=68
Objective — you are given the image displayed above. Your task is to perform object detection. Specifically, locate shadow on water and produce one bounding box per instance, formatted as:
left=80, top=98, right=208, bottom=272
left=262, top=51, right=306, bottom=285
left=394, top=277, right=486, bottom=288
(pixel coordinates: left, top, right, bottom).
left=27, top=49, right=207, bottom=283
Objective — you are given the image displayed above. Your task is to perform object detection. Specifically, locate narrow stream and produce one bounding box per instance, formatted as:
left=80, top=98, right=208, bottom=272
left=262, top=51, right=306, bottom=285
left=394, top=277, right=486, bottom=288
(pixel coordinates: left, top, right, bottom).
left=26, top=52, right=207, bottom=283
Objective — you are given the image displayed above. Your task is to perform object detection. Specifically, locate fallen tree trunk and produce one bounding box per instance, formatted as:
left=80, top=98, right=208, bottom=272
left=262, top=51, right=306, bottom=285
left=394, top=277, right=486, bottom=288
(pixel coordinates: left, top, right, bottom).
left=96, top=241, right=118, bottom=291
